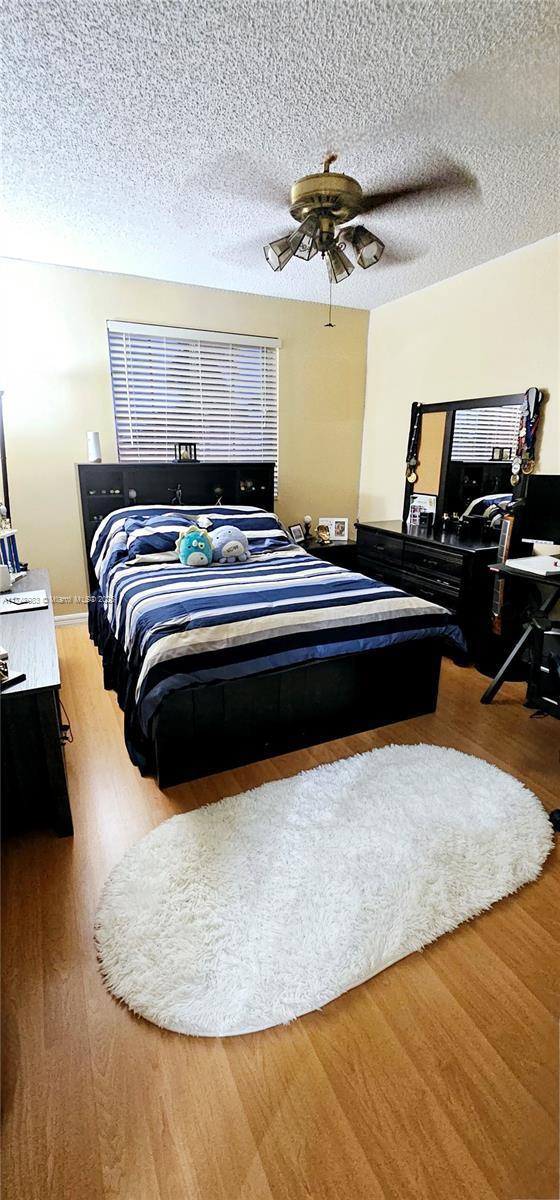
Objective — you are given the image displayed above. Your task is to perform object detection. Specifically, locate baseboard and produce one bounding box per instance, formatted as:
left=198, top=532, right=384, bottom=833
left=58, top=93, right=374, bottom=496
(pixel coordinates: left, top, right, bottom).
left=55, top=612, right=88, bottom=626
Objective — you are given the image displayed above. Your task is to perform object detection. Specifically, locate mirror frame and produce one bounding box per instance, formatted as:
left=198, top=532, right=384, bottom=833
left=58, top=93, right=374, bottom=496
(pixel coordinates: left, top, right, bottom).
left=402, top=391, right=533, bottom=524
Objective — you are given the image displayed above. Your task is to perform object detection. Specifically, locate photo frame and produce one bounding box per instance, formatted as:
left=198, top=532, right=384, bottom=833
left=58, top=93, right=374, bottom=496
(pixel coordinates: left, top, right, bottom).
left=318, top=516, right=349, bottom=542
left=289, top=523, right=305, bottom=543
left=174, top=441, right=197, bottom=463
left=408, top=494, right=437, bottom=515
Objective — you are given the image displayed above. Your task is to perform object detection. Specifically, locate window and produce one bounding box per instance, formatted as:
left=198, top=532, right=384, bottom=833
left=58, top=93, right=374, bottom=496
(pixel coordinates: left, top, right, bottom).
left=107, top=321, right=279, bottom=489
left=451, top=404, right=523, bottom=463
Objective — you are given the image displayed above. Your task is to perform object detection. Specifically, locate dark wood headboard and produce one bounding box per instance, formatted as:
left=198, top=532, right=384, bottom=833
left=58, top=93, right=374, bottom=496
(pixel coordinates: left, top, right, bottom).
left=76, top=460, right=275, bottom=591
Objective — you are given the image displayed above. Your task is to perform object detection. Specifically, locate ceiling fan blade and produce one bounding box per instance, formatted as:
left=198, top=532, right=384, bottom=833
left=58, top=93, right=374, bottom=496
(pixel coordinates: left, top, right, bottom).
left=373, top=240, right=427, bottom=268
left=357, top=160, right=479, bottom=214
left=174, top=152, right=289, bottom=226
left=377, top=244, right=423, bottom=266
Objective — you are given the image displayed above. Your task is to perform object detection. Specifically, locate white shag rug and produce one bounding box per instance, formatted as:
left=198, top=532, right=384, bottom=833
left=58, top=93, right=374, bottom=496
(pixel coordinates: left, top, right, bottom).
left=94, top=744, right=553, bottom=1037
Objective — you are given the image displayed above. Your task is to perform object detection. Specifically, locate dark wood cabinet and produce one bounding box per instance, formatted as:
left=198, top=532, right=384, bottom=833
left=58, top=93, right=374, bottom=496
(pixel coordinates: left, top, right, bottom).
left=355, top=525, right=404, bottom=570
left=527, top=624, right=560, bottom=718
left=1, top=569, right=73, bottom=836
left=356, top=521, right=496, bottom=659
left=305, top=538, right=357, bottom=569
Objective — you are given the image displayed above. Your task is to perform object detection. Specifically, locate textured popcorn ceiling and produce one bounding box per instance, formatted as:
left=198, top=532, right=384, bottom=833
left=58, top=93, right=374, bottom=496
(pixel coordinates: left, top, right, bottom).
left=2, top=0, right=559, bottom=309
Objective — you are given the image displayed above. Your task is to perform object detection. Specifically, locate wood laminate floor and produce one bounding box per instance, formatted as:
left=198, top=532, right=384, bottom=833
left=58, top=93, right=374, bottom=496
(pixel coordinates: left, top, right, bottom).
left=2, top=626, right=559, bottom=1200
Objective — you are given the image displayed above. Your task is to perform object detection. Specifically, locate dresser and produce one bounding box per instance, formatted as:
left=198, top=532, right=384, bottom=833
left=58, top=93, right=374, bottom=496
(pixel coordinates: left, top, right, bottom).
left=356, top=521, right=497, bottom=658
left=1, top=569, right=73, bottom=836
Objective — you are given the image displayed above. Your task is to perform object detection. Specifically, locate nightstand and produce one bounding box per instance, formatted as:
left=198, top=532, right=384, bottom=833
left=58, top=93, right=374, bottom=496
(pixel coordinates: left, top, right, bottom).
left=305, top=538, right=357, bottom=570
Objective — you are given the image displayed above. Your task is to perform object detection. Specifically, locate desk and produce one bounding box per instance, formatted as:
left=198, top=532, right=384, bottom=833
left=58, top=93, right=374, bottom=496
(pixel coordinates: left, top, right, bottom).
left=1, top=569, right=73, bottom=835
left=480, top=561, right=560, bottom=705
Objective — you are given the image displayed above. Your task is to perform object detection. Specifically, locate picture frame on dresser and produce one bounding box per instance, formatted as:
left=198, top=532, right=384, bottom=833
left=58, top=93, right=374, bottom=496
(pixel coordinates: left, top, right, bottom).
left=289, top=523, right=305, bottom=543
left=318, top=516, right=349, bottom=542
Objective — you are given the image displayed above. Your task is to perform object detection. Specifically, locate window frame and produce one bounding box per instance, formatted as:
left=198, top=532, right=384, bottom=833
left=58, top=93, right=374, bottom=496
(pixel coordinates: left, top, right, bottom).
left=106, top=320, right=280, bottom=491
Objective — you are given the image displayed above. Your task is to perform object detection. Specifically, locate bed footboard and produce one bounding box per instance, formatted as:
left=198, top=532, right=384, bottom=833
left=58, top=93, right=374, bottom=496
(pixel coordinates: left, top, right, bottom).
left=153, top=639, right=442, bottom=788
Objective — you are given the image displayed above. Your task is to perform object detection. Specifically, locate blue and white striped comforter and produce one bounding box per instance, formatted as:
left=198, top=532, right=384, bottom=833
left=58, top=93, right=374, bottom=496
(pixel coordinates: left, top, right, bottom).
left=91, top=505, right=464, bottom=739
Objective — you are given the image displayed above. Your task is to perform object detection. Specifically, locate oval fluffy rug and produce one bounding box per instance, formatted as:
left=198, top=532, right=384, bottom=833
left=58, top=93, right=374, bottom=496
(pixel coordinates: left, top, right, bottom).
left=94, top=744, right=553, bottom=1036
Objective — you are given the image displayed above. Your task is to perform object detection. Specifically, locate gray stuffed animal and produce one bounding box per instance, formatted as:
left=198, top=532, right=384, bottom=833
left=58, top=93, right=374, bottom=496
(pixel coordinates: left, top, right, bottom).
left=210, top=526, right=250, bottom=564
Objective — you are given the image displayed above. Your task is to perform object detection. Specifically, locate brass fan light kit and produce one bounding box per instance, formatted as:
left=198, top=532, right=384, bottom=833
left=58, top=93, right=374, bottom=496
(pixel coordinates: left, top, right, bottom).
left=263, top=152, right=478, bottom=322
left=263, top=153, right=384, bottom=285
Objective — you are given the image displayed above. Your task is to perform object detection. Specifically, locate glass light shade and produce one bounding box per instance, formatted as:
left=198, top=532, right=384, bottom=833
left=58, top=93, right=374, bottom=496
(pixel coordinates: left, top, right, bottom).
left=291, top=214, right=319, bottom=261
left=263, top=235, right=295, bottom=272
left=342, top=225, right=385, bottom=269
left=325, top=243, right=354, bottom=284
left=294, top=233, right=318, bottom=261
left=264, top=215, right=320, bottom=270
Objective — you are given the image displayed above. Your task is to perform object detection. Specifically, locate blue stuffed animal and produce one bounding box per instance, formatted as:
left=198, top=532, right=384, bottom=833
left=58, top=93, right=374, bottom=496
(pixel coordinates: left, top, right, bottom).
left=176, top=526, right=213, bottom=567
left=210, top=526, right=250, bottom=564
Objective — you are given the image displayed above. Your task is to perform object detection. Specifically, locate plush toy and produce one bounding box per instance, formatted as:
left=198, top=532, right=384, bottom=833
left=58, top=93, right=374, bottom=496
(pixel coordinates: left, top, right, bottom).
left=176, top=526, right=212, bottom=567
left=210, top=525, right=250, bottom=564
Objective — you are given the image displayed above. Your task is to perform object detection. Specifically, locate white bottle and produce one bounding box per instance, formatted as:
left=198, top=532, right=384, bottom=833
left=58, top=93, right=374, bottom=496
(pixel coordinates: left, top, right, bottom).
left=87, top=431, right=102, bottom=463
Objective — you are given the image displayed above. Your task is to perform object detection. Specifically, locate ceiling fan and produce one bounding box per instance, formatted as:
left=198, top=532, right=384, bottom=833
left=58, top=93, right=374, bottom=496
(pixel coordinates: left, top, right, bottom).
left=263, top=153, right=478, bottom=285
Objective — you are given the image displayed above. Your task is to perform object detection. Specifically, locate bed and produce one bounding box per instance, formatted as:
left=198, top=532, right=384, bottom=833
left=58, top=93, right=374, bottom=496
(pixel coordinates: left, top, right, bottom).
left=88, top=504, right=465, bottom=787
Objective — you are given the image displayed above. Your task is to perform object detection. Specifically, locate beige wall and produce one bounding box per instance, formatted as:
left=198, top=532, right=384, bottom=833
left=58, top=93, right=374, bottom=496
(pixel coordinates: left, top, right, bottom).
left=359, top=235, right=560, bottom=521
left=0, top=259, right=368, bottom=610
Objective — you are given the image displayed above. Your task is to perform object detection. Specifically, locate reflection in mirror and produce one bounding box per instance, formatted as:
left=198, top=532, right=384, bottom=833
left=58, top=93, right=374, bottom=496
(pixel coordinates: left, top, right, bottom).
left=451, top=405, right=523, bottom=462
left=445, top=404, right=524, bottom=524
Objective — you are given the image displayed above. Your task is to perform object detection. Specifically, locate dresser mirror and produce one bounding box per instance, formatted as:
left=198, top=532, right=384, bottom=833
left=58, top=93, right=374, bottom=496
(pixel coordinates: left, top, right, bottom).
left=403, top=390, right=542, bottom=538
left=444, top=402, right=524, bottom=520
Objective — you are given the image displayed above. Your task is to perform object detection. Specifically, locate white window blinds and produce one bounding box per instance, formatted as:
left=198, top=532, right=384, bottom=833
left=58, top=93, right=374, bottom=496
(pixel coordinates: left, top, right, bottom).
left=107, top=321, right=279, bottom=486
left=451, top=405, right=523, bottom=463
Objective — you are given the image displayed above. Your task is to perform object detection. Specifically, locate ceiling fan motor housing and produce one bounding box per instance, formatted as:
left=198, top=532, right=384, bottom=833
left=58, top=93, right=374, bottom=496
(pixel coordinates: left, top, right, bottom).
left=289, top=171, right=363, bottom=224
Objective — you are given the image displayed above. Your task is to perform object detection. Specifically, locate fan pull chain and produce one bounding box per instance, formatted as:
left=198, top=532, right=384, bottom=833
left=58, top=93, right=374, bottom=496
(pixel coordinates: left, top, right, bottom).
left=324, top=276, right=335, bottom=328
